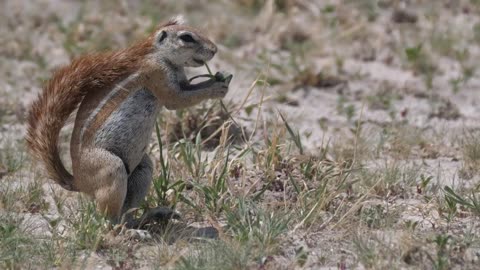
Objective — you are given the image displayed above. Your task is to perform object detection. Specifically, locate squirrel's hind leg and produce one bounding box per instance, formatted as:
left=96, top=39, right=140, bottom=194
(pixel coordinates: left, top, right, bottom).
left=78, top=148, right=128, bottom=223
left=120, top=154, right=181, bottom=229
left=121, top=154, right=153, bottom=224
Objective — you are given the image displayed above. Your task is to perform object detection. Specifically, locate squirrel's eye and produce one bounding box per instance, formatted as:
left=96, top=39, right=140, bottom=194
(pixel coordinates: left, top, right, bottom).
left=179, top=34, right=196, bottom=43
left=158, top=31, right=167, bottom=43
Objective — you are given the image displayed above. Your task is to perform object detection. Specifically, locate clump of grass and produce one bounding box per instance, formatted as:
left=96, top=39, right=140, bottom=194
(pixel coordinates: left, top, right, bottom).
left=366, top=82, right=403, bottom=111
left=330, top=126, right=372, bottom=167
left=146, top=122, right=186, bottom=210
left=65, top=198, right=109, bottom=251
left=336, top=96, right=356, bottom=122
left=430, top=29, right=457, bottom=58
left=0, top=214, right=56, bottom=269
left=279, top=112, right=304, bottom=155
left=352, top=233, right=400, bottom=268
left=195, top=147, right=230, bottom=214
left=443, top=186, right=480, bottom=216
left=0, top=178, right=48, bottom=213
left=459, top=130, right=480, bottom=179
left=405, top=44, right=437, bottom=89
left=292, top=161, right=353, bottom=229
left=345, top=0, right=379, bottom=21
left=0, top=215, right=32, bottom=268
left=385, top=124, right=426, bottom=159
left=173, top=135, right=206, bottom=181
left=356, top=162, right=419, bottom=198
left=449, top=49, right=476, bottom=93
left=175, top=240, right=252, bottom=270
left=353, top=234, right=382, bottom=268
left=428, top=234, right=451, bottom=270
left=359, top=203, right=387, bottom=228
left=225, top=199, right=290, bottom=253
left=0, top=138, right=26, bottom=174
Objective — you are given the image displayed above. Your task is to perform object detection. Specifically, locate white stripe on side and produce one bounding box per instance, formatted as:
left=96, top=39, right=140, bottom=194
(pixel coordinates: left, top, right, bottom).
left=79, top=72, right=140, bottom=142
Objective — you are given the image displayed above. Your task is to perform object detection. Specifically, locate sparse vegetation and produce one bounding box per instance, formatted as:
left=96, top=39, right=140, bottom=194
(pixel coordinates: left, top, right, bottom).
left=0, top=138, right=26, bottom=174
left=459, top=130, right=480, bottom=179
left=0, top=214, right=56, bottom=269
left=1, top=0, right=479, bottom=269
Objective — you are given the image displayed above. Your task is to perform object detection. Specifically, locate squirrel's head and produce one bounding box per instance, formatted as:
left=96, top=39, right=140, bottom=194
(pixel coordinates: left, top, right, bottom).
left=151, top=16, right=217, bottom=68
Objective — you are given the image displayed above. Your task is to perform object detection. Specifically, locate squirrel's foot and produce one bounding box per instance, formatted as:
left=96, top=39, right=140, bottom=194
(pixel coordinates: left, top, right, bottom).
left=126, top=206, right=180, bottom=229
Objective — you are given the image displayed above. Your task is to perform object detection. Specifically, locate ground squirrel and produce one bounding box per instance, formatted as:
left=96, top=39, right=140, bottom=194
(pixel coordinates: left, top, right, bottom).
left=26, top=16, right=231, bottom=225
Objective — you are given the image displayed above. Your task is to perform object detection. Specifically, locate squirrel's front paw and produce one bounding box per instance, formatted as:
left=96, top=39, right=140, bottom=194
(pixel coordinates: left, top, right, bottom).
left=210, top=71, right=232, bottom=99
left=210, top=82, right=228, bottom=99
left=214, top=71, right=233, bottom=86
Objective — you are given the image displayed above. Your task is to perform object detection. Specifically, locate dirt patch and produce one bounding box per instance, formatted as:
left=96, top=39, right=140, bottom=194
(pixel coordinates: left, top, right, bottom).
left=1, top=0, right=480, bottom=269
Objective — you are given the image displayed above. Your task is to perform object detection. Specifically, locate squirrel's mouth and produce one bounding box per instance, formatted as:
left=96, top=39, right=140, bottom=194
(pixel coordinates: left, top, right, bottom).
left=193, top=58, right=205, bottom=65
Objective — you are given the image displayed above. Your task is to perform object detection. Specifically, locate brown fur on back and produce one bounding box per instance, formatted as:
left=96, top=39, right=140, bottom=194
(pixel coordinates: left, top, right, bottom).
left=26, top=34, right=155, bottom=191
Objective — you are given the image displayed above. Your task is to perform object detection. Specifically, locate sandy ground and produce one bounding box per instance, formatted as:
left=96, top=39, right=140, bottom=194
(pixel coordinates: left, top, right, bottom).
left=1, top=0, right=480, bottom=269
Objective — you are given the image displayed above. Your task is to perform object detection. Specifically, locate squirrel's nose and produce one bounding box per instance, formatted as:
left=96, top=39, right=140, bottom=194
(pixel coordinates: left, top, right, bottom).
left=212, top=44, right=218, bottom=54
left=208, top=42, right=217, bottom=55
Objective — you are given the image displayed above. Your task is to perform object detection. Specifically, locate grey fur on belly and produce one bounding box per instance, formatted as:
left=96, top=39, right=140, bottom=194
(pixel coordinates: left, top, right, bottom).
left=95, top=88, right=159, bottom=171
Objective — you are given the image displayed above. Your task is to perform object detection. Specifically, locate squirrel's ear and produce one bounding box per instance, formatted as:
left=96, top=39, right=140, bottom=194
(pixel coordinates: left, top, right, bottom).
left=157, top=31, right=167, bottom=44
left=159, top=15, right=186, bottom=28
left=169, top=15, right=185, bottom=25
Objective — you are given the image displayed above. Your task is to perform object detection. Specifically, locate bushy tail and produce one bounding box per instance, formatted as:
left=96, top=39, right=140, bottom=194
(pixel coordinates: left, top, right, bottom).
left=26, top=38, right=153, bottom=191
left=25, top=58, right=96, bottom=191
